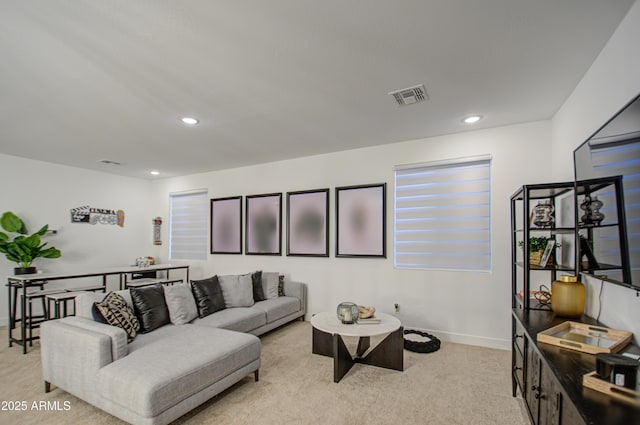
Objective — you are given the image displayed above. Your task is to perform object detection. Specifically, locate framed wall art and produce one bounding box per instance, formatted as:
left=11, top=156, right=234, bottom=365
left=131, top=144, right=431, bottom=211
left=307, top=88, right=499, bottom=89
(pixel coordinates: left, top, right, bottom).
left=246, top=193, right=282, bottom=255
left=336, top=183, right=386, bottom=258
left=286, top=188, right=329, bottom=257
left=210, top=196, right=243, bottom=254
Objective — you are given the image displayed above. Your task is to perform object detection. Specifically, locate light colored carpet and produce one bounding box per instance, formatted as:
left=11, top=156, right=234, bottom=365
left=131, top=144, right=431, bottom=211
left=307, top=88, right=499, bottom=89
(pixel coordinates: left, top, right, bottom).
left=0, top=322, right=527, bottom=425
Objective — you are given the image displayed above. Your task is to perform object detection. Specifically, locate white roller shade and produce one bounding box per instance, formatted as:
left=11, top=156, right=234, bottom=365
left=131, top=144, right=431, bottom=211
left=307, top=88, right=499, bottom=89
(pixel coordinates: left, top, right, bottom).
left=169, top=190, right=208, bottom=260
left=394, top=156, right=492, bottom=271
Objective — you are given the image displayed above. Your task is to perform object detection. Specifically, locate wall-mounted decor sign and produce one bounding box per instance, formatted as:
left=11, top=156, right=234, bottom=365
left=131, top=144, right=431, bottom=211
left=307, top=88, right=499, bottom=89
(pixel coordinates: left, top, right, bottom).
left=70, top=205, right=124, bottom=227
left=246, top=193, right=282, bottom=255
left=336, top=183, right=386, bottom=258
left=153, top=217, right=162, bottom=245
left=286, top=189, right=329, bottom=257
left=210, top=196, right=242, bottom=254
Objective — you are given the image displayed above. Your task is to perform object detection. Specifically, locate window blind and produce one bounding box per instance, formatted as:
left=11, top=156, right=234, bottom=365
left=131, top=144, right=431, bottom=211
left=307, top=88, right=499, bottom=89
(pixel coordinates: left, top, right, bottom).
left=169, top=190, right=208, bottom=260
left=394, top=156, right=491, bottom=271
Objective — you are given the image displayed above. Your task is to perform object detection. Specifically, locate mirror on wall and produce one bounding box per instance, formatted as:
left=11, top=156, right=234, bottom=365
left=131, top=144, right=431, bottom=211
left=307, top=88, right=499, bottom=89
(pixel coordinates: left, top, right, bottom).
left=574, top=94, right=640, bottom=288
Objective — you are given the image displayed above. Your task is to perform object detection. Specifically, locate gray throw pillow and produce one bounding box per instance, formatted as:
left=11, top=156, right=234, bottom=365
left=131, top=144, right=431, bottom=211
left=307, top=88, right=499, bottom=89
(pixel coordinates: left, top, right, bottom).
left=261, top=272, right=279, bottom=299
left=163, top=284, right=198, bottom=325
left=219, top=274, right=254, bottom=308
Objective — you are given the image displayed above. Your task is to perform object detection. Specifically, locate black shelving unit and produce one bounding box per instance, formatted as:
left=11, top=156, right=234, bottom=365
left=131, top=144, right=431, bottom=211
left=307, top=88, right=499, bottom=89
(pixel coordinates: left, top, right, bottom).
left=510, top=177, right=629, bottom=311
left=510, top=177, right=632, bottom=425
left=510, top=181, right=576, bottom=311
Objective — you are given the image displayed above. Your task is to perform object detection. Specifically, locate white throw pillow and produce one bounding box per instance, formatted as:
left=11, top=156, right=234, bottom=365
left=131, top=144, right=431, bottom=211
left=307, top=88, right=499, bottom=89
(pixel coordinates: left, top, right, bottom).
left=163, top=284, right=198, bottom=325
left=219, top=274, right=255, bottom=308
left=261, top=272, right=279, bottom=299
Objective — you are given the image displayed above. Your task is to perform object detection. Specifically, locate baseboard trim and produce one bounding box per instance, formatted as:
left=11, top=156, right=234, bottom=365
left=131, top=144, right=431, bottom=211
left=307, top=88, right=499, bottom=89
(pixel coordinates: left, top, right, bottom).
left=404, top=326, right=510, bottom=351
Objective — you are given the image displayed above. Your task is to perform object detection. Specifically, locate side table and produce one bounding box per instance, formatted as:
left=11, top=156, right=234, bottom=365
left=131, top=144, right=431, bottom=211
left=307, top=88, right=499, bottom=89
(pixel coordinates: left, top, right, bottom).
left=311, top=311, right=403, bottom=382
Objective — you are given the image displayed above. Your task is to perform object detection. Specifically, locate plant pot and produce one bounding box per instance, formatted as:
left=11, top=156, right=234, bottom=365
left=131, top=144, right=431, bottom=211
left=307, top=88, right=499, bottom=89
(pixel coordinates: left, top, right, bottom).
left=14, top=267, right=37, bottom=275
left=529, top=251, right=553, bottom=267
left=529, top=251, right=543, bottom=266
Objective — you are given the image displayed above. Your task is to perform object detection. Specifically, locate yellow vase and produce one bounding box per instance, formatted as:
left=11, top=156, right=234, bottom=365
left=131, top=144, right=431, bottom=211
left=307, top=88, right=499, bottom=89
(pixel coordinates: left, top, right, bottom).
left=551, top=276, right=586, bottom=318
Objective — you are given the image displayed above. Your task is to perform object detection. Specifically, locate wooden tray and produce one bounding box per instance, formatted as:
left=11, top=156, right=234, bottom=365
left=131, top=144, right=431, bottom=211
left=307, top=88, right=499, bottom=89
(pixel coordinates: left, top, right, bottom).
left=537, top=321, right=632, bottom=355
left=583, top=372, right=640, bottom=406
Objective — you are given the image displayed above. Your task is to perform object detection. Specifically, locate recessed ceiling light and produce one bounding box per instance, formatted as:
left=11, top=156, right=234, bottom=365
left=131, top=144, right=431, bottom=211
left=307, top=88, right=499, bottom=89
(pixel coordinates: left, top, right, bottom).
left=150, top=170, right=160, bottom=176
left=463, top=115, right=482, bottom=124
left=181, top=117, right=199, bottom=125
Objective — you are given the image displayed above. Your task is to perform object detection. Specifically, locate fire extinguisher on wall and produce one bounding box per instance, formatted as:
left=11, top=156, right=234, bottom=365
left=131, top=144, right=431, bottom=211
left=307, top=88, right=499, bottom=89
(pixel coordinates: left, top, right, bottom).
left=153, top=217, right=162, bottom=245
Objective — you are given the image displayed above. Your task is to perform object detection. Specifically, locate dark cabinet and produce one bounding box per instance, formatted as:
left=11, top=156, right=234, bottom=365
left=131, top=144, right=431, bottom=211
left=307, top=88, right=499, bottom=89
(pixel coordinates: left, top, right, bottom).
left=510, top=179, right=637, bottom=425
left=525, top=344, right=542, bottom=423
left=560, top=399, right=582, bottom=425
left=524, top=345, right=563, bottom=425
left=512, top=309, right=640, bottom=425
left=539, top=365, right=561, bottom=425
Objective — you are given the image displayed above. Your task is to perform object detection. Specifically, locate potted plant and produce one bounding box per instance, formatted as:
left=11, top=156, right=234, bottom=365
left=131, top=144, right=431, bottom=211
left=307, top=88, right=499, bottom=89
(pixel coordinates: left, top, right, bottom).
left=0, top=211, right=61, bottom=274
left=518, top=236, right=559, bottom=266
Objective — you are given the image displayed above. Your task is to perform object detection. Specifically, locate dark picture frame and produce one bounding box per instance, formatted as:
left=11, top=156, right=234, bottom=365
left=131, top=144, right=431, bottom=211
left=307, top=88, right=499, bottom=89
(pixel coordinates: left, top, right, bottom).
left=246, top=193, right=282, bottom=255
left=286, top=189, right=329, bottom=257
left=336, top=183, right=386, bottom=258
left=210, top=196, right=243, bottom=254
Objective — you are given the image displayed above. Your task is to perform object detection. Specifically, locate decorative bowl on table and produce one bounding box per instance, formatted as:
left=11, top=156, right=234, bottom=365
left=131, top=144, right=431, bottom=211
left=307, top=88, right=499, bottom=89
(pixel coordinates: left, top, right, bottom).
left=336, top=302, right=359, bottom=324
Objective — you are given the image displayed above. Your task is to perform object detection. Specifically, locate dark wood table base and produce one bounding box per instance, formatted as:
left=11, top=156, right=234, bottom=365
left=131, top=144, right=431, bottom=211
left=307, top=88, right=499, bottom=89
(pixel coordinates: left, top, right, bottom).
left=312, top=326, right=404, bottom=382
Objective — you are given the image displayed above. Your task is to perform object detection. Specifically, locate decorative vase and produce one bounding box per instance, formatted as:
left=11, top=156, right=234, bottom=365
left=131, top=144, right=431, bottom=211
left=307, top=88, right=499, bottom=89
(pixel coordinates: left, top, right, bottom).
left=580, top=196, right=605, bottom=225
left=551, top=276, right=585, bottom=318
left=336, top=302, right=359, bottom=324
left=14, top=267, right=37, bottom=275
left=533, top=201, right=554, bottom=228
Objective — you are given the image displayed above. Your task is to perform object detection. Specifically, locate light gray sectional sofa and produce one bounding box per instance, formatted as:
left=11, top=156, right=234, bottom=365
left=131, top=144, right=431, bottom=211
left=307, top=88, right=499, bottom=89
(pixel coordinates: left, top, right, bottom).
left=40, top=276, right=306, bottom=425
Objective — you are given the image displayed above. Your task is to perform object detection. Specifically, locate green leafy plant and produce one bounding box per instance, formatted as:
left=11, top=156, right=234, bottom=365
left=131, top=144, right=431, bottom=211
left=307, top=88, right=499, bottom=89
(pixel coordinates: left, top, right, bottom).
left=0, top=211, right=61, bottom=269
left=518, top=236, right=559, bottom=252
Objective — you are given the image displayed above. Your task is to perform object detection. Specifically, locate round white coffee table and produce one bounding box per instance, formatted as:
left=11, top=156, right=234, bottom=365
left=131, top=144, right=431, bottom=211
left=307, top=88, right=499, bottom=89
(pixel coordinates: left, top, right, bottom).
left=311, top=311, right=403, bottom=382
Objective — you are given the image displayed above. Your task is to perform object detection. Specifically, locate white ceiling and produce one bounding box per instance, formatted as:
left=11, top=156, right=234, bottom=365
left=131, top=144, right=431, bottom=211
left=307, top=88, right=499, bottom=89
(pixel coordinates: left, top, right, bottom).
left=0, top=1, right=635, bottom=179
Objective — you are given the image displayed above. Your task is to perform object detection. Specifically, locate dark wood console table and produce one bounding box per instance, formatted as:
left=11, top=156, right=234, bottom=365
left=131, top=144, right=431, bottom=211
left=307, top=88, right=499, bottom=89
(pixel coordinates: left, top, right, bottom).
left=512, top=308, right=640, bottom=425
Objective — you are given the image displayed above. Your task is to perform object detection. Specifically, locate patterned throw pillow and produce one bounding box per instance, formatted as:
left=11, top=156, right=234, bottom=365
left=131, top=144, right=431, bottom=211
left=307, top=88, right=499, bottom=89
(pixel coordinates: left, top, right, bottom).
left=278, top=275, right=285, bottom=297
left=94, top=292, right=140, bottom=342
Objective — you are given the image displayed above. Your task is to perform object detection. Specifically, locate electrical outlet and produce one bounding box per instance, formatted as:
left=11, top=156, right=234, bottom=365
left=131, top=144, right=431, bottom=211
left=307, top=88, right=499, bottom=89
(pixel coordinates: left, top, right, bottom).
left=394, top=303, right=400, bottom=313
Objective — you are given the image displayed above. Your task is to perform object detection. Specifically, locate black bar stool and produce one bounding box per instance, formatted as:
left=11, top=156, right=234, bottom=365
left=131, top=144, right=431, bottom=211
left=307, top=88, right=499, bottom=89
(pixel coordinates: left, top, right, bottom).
left=20, top=287, right=66, bottom=346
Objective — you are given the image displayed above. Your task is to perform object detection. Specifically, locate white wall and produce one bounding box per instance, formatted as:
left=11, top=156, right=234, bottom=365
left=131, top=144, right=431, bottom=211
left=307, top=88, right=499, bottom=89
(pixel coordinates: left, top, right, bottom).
left=551, top=1, right=640, bottom=341
left=150, top=120, right=552, bottom=349
left=0, top=153, right=154, bottom=325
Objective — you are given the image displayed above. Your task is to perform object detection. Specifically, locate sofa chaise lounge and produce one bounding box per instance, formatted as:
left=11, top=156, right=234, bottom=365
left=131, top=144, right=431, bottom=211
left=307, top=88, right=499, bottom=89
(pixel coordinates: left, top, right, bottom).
left=40, top=274, right=306, bottom=425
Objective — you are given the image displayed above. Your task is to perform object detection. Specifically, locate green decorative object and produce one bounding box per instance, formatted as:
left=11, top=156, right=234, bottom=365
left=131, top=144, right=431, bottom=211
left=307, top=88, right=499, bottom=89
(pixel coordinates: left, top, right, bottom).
left=0, top=211, right=61, bottom=274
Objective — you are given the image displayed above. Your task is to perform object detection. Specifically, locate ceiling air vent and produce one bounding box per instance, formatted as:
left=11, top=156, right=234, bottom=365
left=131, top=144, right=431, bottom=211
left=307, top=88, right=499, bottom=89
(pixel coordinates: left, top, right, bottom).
left=389, top=84, right=428, bottom=106
left=97, top=159, right=122, bottom=166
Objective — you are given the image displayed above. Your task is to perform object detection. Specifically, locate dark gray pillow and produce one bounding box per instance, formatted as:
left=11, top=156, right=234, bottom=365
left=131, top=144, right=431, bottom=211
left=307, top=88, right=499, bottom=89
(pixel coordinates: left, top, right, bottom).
left=190, top=275, right=225, bottom=318
left=252, top=270, right=265, bottom=302
left=130, top=284, right=170, bottom=333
